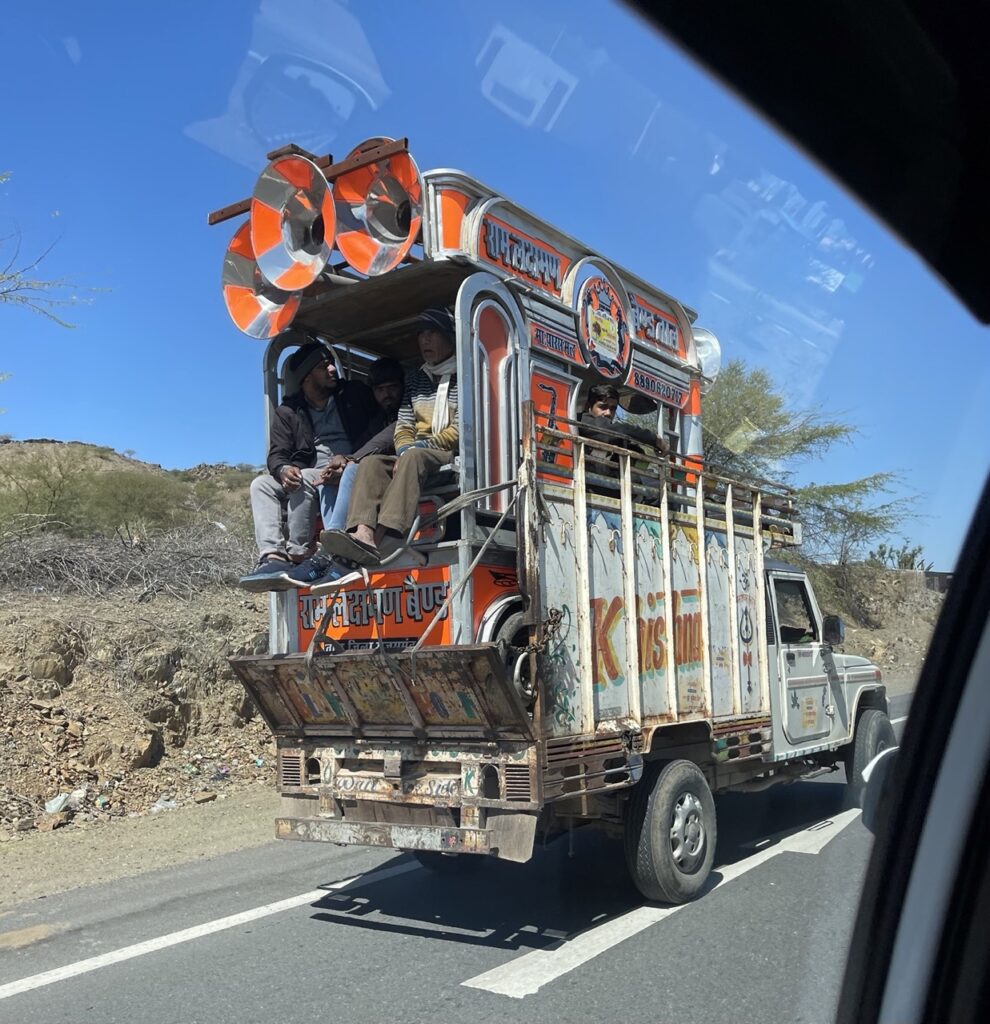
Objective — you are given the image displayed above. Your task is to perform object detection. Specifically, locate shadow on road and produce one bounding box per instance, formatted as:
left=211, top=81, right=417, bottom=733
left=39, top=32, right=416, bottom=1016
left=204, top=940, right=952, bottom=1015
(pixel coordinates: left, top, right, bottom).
left=306, top=776, right=850, bottom=949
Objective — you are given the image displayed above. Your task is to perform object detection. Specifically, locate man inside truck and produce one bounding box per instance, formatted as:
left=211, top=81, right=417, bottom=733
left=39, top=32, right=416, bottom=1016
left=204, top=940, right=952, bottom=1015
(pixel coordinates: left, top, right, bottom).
left=239, top=341, right=382, bottom=591
left=320, top=306, right=459, bottom=568
left=578, top=383, right=669, bottom=496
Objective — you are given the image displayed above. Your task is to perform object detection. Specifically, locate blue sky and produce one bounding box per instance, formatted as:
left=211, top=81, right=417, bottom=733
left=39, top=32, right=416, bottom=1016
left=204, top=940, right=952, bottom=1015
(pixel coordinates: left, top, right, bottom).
left=2, top=0, right=987, bottom=569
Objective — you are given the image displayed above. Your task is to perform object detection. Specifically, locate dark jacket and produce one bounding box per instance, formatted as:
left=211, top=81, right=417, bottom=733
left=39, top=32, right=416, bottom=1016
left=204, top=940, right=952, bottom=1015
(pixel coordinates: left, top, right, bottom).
left=577, top=414, right=668, bottom=498
left=577, top=414, right=667, bottom=454
left=267, top=380, right=378, bottom=480
left=350, top=412, right=399, bottom=461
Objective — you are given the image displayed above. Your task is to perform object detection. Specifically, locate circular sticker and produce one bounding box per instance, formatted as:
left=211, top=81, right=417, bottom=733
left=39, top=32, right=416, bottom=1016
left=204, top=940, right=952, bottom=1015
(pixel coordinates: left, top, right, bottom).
left=577, top=275, right=632, bottom=381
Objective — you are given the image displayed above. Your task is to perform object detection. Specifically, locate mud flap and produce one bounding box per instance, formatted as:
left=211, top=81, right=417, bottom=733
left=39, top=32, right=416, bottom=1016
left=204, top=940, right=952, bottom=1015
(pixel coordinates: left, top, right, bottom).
left=230, top=644, right=534, bottom=742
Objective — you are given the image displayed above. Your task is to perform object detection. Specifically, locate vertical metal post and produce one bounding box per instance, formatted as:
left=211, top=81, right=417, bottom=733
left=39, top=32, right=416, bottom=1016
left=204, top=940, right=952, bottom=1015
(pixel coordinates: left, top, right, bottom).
left=695, top=473, right=713, bottom=718
left=518, top=401, right=539, bottom=627
left=573, top=440, right=595, bottom=734
left=753, top=492, right=772, bottom=715
left=619, top=452, right=641, bottom=725
left=725, top=485, right=741, bottom=716
left=659, top=479, right=677, bottom=722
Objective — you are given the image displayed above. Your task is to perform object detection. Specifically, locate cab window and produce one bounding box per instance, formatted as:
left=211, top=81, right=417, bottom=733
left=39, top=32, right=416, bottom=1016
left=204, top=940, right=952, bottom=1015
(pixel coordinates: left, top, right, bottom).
left=773, top=578, right=819, bottom=644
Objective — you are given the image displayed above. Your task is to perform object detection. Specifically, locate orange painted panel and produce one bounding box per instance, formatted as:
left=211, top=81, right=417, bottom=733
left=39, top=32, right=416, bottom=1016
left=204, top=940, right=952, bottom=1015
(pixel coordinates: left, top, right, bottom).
left=297, top=566, right=453, bottom=652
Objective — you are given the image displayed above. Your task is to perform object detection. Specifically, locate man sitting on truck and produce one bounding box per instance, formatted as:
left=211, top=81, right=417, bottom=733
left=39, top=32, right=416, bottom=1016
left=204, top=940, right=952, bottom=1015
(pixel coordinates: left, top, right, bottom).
left=239, top=341, right=382, bottom=591
left=320, top=306, right=459, bottom=567
left=278, top=357, right=406, bottom=589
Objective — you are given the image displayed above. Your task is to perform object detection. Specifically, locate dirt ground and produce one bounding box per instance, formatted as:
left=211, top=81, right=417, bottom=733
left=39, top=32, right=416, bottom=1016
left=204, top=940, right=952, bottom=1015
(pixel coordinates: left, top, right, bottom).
left=0, top=570, right=942, bottom=906
left=0, top=785, right=278, bottom=909
left=0, top=590, right=273, bottom=840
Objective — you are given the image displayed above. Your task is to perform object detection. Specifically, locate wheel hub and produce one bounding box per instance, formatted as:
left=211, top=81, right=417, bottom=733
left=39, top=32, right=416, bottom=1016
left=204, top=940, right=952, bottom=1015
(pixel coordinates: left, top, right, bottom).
left=670, top=791, right=706, bottom=871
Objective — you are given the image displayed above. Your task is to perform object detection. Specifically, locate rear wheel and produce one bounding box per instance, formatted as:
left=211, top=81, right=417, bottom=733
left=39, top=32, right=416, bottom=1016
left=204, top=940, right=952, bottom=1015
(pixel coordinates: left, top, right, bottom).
left=495, top=611, right=533, bottom=704
left=845, top=707, right=896, bottom=806
left=624, top=759, right=717, bottom=904
left=413, top=850, right=484, bottom=875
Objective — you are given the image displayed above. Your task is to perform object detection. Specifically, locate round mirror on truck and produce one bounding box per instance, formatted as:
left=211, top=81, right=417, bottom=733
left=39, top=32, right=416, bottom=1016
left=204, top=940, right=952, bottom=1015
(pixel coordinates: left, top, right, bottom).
left=693, top=327, right=722, bottom=393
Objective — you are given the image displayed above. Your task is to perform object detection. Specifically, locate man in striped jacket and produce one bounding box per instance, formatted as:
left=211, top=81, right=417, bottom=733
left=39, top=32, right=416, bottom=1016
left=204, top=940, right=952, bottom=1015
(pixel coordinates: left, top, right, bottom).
left=320, top=306, right=458, bottom=566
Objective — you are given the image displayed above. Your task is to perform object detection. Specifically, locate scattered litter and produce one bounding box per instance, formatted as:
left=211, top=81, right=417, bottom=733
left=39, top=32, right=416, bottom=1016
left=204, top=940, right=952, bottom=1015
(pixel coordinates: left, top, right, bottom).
left=44, top=793, right=71, bottom=815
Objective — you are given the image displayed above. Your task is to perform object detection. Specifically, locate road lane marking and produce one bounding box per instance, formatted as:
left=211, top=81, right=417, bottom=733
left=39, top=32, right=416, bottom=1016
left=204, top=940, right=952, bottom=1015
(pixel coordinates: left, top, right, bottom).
left=0, top=861, right=417, bottom=1002
left=891, top=716, right=908, bottom=725
left=463, top=808, right=861, bottom=999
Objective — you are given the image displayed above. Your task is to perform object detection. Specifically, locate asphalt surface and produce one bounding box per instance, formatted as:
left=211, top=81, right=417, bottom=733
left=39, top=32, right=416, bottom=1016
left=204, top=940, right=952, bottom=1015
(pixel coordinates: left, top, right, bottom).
left=0, top=693, right=911, bottom=1024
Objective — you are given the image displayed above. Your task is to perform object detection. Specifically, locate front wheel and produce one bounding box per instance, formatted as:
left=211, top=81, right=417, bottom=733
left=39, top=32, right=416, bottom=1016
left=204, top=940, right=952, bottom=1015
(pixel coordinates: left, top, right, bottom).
left=624, top=759, right=717, bottom=904
left=845, top=708, right=896, bottom=806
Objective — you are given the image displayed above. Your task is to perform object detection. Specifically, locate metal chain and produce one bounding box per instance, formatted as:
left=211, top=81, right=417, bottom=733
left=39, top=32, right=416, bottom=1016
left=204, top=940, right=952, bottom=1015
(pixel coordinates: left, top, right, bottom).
left=523, top=606, right=562, bottom=655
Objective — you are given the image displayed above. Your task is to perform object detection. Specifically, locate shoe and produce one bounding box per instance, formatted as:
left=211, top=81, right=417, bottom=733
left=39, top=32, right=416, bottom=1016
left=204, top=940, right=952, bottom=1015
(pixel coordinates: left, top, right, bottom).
left=282, top=554, right=357, bottom=590
left=238, top=556, right=296, bottom=592
left=307, top=562, right=362, bottom=594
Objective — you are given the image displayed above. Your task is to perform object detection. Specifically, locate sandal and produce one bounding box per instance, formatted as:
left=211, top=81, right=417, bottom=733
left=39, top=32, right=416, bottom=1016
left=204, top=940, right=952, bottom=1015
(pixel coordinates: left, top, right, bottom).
left=319, top=529, right=382, bottom=566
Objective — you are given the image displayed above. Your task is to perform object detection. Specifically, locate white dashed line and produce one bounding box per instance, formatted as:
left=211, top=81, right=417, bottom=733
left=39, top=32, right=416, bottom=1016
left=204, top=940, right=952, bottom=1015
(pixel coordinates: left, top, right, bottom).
left=0, top=861, right=417, bottom=1002
left=463, top=808, right=861, bottom=998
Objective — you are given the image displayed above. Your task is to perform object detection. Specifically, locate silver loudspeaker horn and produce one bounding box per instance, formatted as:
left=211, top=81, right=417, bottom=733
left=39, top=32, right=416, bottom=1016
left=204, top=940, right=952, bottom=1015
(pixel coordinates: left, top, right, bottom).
left=250, top=154, right=336, bottom=291
left=221, top=221, right=302, bottom=339
left=333, top=136, right=423, bottom=276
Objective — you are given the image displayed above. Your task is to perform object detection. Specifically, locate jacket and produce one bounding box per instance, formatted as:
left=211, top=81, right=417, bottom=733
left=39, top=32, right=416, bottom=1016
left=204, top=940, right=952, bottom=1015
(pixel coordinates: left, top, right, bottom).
left=266, top=380, right=378, bottom=480
left=393, top=368, right=459, bottom=453
left=350, top=412, right=399, bottom=461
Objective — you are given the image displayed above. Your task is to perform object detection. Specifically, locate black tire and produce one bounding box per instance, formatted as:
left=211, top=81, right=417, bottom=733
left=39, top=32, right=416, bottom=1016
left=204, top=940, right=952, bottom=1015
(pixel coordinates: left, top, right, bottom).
left=624, top=759, right=717, bottom=904
left=845, top=707, right=896, bottom=806
left=413, top=850, right=484, bottom=875
left=495, top=611, right=533, bottom=704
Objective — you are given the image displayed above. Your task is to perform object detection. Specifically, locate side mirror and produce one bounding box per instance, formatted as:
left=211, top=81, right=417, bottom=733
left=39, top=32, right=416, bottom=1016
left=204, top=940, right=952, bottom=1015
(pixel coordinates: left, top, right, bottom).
left=823, top=614, right=845, bottom=646
left=861, top=746, right=898, bottom=833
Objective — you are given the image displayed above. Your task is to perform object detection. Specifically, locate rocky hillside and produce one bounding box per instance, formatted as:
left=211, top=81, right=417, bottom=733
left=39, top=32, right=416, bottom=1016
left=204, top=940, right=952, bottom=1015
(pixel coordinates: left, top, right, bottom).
left=0, top=591, right=271, bottom=839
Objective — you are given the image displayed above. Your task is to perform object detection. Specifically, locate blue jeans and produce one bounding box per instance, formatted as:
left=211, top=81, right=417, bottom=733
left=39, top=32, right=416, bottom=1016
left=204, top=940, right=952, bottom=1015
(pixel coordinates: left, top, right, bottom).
left=322, top=462, right=358, bottom=531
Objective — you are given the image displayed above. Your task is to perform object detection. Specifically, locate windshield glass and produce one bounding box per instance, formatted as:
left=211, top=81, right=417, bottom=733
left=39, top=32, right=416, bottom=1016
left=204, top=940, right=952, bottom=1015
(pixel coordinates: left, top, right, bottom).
left=1, top=3, right=987, bottom=1023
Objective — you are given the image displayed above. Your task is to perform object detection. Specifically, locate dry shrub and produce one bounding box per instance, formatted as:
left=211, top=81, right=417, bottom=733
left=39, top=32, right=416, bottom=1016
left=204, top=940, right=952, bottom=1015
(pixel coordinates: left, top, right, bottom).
left=1, top=522, right=253, bottom=602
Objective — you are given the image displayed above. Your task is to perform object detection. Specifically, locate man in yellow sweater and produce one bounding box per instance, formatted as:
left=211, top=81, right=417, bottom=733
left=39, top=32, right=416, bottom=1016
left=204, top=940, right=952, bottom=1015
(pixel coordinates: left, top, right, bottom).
left=320, top=307, right=458, bottom=565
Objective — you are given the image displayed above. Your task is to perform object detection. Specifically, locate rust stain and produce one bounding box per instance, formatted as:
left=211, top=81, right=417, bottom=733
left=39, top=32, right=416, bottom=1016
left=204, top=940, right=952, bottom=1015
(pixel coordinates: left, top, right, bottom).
left=0, top=923, right=62, bottom=949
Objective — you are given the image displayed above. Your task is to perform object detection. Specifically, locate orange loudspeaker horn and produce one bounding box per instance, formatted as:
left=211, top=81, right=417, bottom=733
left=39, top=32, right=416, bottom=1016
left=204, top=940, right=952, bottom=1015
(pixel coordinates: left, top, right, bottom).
left=250, top=155, right=335, bottom=291
left=222, top=221, right=302, bottom=338
left=334, top=137, right=423, bottom=276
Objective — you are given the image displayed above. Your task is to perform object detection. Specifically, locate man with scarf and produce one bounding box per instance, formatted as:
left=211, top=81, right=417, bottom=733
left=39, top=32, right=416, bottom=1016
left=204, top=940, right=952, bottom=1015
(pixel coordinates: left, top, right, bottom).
left=321, top=306, right=459, bottom=566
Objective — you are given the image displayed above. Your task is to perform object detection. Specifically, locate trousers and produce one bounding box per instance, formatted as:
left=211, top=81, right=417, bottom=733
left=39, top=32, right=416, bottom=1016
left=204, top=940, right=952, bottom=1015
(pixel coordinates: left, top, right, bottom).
left=346, top=448, right=454, bottom=535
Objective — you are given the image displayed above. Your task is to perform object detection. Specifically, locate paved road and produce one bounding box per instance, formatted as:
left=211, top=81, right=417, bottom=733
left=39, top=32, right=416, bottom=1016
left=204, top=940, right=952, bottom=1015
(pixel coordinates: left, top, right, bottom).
left=0, top=694, right=911, bottom=1024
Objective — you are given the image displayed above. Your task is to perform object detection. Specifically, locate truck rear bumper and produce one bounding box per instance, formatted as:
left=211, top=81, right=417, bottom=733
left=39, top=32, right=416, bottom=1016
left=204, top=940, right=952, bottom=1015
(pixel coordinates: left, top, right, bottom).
left=275, top=811, right=536, bottom=862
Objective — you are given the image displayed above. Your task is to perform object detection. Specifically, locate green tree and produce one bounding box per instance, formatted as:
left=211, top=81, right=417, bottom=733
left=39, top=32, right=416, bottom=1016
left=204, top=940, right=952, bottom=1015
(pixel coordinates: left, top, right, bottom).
left=867, top=540, right=934, bottom=571
left=702, top=359, right=916, bottom=563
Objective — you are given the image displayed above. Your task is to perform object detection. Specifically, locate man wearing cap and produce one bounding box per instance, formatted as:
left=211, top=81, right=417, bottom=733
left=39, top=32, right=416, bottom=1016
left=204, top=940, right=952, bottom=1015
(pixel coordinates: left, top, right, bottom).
left=321, top=307, right=459, bottom=567
left=240, top=342, right=383, bottom=589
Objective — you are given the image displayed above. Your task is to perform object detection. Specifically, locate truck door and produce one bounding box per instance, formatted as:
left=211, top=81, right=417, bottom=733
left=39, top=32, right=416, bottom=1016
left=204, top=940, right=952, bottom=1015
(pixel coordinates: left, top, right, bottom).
left=769, top=574, right=834, bottom=745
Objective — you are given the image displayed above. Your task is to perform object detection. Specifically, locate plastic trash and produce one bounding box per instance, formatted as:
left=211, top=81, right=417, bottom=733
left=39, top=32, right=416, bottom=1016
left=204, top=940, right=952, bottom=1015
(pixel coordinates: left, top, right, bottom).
left=44, top=793, right=71, bottom=814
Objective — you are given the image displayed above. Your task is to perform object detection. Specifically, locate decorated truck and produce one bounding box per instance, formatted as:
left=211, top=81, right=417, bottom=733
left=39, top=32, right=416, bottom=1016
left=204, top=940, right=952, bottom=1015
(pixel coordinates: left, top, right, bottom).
left=213, top=136, right=894, bottom=903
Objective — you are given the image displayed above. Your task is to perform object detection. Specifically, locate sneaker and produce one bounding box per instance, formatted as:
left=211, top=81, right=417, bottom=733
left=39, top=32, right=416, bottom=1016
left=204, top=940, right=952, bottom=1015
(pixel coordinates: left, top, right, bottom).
left=238, top=556, right=296, bottom=592
left=283, top=554, right=332, bottom=587
left=308, top=563, right=361, bottom=594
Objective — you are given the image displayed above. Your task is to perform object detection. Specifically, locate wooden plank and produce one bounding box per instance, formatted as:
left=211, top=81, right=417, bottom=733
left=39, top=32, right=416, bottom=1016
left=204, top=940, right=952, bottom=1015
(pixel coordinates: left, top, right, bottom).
left=266, top=143, right=326, bottom=161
